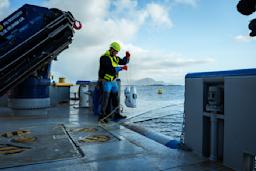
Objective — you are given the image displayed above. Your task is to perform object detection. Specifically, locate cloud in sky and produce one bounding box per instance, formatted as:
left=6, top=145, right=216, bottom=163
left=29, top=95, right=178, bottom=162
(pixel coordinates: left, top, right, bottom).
left=173, top=0, right=199, bottom=7
left=2, top=0, right=212, bottom=84
left=120, top=44, right=214, bottom=82
left=145, top=3, right=173, bottom=28
left=0, top=0, right=10, bottom=20
left=234, top=34, right=256, bottom=42
left=42, top=0, right=211, bottom=84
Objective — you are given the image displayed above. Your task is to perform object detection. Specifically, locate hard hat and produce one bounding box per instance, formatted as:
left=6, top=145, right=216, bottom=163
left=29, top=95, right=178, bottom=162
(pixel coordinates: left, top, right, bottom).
left=110, top=42, right=121, bottom=52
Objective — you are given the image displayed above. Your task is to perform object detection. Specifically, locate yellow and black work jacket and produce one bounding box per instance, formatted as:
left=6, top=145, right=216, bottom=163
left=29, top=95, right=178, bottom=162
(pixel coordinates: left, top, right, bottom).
left=98, top=50, right=129, bottom=81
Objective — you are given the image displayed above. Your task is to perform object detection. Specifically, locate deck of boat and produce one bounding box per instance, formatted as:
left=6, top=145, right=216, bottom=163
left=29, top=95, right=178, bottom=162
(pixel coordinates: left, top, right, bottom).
left=0, top=103, right=232, bottom=170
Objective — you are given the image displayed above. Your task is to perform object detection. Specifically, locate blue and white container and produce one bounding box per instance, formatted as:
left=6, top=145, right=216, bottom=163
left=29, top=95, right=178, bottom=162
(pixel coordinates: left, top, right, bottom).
left=184, top=68, right=256, bottom=170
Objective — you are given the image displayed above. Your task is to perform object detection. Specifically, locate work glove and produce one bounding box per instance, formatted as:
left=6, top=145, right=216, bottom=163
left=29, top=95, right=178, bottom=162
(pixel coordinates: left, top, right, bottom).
left=121, top=65, right=128, bottom=71
left=125, top=51, right=130, bottom=60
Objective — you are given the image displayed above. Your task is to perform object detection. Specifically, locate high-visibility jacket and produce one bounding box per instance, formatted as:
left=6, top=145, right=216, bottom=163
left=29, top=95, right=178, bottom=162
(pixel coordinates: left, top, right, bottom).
left=98, top=50, right=129, bottom=81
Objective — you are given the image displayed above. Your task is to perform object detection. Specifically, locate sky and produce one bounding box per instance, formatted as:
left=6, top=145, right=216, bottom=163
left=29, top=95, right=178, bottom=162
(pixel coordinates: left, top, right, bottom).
left=0, top=0, right=255, bottom=84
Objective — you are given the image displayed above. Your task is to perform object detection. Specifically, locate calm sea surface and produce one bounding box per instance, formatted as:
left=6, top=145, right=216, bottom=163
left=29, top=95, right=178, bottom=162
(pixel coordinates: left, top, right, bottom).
left=121, top=85, right=184, bottom=140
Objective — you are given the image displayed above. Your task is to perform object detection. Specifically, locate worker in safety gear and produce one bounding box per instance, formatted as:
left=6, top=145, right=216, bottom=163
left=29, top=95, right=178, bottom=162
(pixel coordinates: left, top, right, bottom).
left=98, top=42, right=130, bottom=123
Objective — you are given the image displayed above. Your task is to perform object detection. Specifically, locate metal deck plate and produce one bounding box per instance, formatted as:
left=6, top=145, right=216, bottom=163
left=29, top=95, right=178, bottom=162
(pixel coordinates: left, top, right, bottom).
left=0, top=125, right=80, bottom=169
left=65, top=124, right=146, bottom=163
left=66, top=125, right=119, bottom=145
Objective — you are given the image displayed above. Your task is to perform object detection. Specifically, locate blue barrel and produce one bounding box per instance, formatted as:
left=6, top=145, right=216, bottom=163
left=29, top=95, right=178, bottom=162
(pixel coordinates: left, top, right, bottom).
left=9, top=77, right=50, bottom=98
left=8, top=64, right=51, bottom=109
left=8, top=77, right=51, bottom=109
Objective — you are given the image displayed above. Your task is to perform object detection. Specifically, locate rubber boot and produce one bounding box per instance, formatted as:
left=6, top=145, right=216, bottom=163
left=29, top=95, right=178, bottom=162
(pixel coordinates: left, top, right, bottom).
left=98, top=92, right=110, bottom=123
left=112, top=92, right=126, bottom=120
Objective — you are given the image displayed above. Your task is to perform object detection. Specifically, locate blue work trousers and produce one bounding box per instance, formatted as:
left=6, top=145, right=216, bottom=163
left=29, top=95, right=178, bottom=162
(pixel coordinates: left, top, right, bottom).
left=102, top=80, right=118, bottom=93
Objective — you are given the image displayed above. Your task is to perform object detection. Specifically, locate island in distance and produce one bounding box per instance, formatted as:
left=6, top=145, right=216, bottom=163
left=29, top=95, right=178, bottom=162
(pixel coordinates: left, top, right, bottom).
left=122, top=78, right=175, bottom=86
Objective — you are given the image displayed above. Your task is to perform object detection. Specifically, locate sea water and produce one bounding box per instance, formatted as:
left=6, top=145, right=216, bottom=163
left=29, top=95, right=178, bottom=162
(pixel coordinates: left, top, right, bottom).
left=71, top=84, right=184, bottom=140
left=121, top=85, right=184, bottom=140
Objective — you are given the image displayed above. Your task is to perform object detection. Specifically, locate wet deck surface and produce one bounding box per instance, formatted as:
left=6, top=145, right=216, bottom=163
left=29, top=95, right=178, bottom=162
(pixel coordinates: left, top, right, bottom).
left=0, top=104, right=233, bottom=170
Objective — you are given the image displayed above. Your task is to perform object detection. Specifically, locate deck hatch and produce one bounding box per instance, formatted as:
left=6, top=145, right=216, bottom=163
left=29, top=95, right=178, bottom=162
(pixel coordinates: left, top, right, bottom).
left=0, top=125, right=80, bottom=169
left=67, top=126, right=119, bottom=145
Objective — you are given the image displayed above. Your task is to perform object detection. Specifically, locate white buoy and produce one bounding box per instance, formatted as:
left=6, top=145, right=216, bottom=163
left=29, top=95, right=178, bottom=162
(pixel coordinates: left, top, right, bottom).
left=124, top=86, right=137, bottom=108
